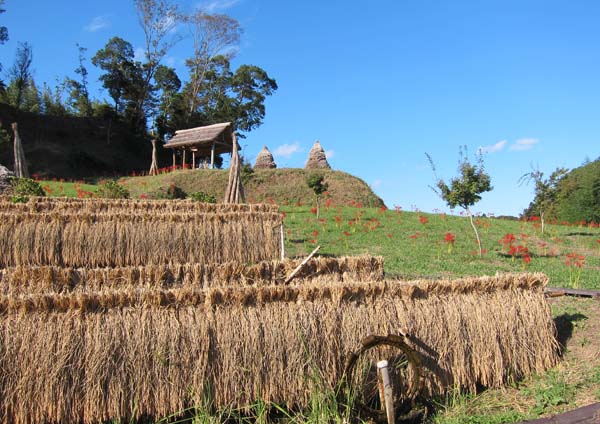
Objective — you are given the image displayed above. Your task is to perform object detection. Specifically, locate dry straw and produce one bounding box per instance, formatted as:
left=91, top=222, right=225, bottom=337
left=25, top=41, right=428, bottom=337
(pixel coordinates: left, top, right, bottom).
left=0, top=197, right=279, bottom=215
left=0, top=212, right=282, bottom=267
left=0, top=273, right=559, bottom=424
left=0, top=256, right=384, bottom=295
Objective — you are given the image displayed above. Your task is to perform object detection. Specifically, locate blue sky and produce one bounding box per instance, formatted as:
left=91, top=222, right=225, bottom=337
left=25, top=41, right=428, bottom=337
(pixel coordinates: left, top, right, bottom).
left=1, top=0, right=599, bottom=216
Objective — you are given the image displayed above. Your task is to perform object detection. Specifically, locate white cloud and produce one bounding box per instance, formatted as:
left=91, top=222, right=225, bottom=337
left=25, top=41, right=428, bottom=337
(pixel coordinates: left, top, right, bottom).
left=510, top=138, right=539, bottom=151
left=197, top=0, right=240, bottom=12
left=84, top=15, right=110, bottom=32
left=325, top=150, right=335, bottom=159
left=274, top=142, right=301, bottom=158
left=478, top=139, right=507, bottom=154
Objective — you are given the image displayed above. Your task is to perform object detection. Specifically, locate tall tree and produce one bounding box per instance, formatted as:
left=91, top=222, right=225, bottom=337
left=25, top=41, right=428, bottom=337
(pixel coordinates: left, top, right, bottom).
left=8, top=42, right=33, bottom=110
left=0, top=0, right=8, bottom=79
left=181, top=11, right=241, bottom=119
left=427, top=148, right=492, bottom=257
left=65, top=44, right=93, bottom=117
left=133, top=0, right=180, bottom=129
left=92, top=37, right=139, bottom=114
left=153, top=64, right=181, bottom=140
left=519, top=166, right=568, bottom=233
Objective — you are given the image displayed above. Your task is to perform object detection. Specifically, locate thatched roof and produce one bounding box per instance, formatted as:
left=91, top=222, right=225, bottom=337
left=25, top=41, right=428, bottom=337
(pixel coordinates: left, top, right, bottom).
left=254, top=146, right=276, bottom=169
left=163, top=123, right=237, bottom=156
left=305, top=140, right=331, bottom=169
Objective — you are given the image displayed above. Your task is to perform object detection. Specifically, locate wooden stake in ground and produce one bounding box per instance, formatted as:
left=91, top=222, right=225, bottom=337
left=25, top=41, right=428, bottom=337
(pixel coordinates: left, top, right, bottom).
left=149, top=139, right=159, bottom=176
left=11, top=122, right=29, bottom=178
left=223, top=133, right=246, bottom=204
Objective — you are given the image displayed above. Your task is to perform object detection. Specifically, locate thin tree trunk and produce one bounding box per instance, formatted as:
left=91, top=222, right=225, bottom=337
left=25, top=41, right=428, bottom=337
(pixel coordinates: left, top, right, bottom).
left=541, top=210, right=545, bottom=234
left=467, top=207, right=483, bottom=257
left=149, top=139, right=159, bottom=176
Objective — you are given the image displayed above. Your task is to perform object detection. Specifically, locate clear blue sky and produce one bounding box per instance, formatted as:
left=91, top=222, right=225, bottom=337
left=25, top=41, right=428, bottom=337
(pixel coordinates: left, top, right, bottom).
left=1, top=0, right=599, bottom=216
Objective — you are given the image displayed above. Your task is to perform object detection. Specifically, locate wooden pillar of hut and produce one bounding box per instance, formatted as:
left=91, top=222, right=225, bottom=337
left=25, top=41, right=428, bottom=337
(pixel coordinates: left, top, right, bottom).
left=192, top=148, right=197, bottom=169
left=11, top=122, right=29, bottom=178
left=149, top=139, right=159, bottom=176
left=182, top=148, right=187, bottom=169
left=211, top=141, right=215, bottom=169
left=172, top=151, right=176, bottom=170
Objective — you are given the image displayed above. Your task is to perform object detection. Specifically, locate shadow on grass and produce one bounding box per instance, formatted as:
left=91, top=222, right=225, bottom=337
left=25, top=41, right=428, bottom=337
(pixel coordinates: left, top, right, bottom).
left=554, top=313, right=588, bottom=356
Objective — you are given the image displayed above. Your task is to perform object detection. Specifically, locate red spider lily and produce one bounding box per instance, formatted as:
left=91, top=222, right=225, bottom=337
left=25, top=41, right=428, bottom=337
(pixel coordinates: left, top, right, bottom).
left=312, top=230, right=319, bottom=237
left=444, top=232, right=456, bottom=244
left=386, top=233, right=393, bottom=238
left=409, top=232, right=419, bottom=240
left=564, top=253, right=586, bottom=288
left=139, top=194, right=148, bottom=199
left=310, top=207, right=317, bottom=215
left=343, top=231, right=350, bottom=237
left=419, top=216, right=428, bottom=225
left=378, top=205, right=388, bottom=214
left=444, top=232, right=456, bottom=254
left=529, top=216, right=540, bottom=222
left=523, top=254, right=531, bottom=265
left=500, top=233, right=516, bottom=246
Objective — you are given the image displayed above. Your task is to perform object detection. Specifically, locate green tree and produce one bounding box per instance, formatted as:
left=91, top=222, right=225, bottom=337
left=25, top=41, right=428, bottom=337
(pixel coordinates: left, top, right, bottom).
left=133, top=0, right=180, bottom=130
left=0, top=0, right=8, bottom=78
left=306, top=172, right=328, bottom=219
left=6, top=42, right=33, bottom=110
left=65, top=45, right=93, bottom=117
left=153, top=64, right=181, bottom=140
left=92, top=37, right=140, bottom=114
left=519, top=166, right=568, bottom=233
left=427, top=148, right=492, bottom=257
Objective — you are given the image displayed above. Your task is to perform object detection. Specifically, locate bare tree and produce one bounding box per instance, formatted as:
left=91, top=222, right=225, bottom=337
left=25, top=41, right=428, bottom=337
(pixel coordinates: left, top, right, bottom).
left=133, top=0, right=181, bottom=127
left=182, top=11, right=241, bottom=117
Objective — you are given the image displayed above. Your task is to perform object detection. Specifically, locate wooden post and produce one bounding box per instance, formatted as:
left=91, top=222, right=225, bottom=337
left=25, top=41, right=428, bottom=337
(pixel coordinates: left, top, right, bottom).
left=280, top=224, right=285, bottom=260
left=182, top=149, right=187, bottom=169
left=377, top=360, right=395, bottom=424
left=211, top=141, right=215, bottom=169
left=11, top=122, right=29, bottom=178
left=192, top=151, right=196, bottom=170
left=149, top=139, right=159, bottom=176
left=172, top=151, right=176, bottom=170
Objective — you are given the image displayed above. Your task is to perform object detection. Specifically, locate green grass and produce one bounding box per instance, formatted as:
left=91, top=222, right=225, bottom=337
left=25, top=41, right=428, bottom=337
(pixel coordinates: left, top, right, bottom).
left=282, top=204, right=600, bottom=289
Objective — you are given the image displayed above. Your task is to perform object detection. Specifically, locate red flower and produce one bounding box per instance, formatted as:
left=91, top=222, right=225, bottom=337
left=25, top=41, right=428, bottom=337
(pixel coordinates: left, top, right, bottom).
left=523, top=254, right=531, bottom=264
left=343, top=231, right=350, bottom=237
left=310, top=207, right=317, bottom=215
left=419, top=216, right=428, bottom=225
left=444, top=232, right=456, bottom=244
left=312, top=230, right=319, bottom=237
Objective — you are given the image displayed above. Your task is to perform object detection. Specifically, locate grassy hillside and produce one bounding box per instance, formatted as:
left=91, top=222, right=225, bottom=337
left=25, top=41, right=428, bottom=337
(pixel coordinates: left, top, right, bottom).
left=117, top=168, right=385, bottom=207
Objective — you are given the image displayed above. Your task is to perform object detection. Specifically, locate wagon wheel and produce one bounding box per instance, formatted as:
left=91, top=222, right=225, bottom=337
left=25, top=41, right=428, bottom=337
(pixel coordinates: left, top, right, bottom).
left=341, top=334, right=423, bottom=423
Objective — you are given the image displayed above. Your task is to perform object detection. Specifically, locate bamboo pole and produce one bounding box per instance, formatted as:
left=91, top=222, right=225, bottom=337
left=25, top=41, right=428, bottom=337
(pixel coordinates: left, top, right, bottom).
left=284, top=245, right=320, bottom=284
left=377, top=360, right=395, bottom=424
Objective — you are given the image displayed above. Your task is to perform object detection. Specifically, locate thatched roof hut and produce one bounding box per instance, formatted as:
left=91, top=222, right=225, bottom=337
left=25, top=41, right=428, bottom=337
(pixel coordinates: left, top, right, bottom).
left=305, top=140, right=330, bottom=169
left=254, top=146, right=276, bottom=169
left=163, top=123, right=238, bottom=169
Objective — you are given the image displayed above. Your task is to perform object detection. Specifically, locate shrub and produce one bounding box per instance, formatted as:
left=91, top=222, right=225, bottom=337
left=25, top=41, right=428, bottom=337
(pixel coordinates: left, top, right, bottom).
left=96, top=180, right=130, bottom=199
left=10, top=177, right=45, bottom=197
left=190, top=191, right=217, bottom=203
left=151, top=183, right=187, bottom=200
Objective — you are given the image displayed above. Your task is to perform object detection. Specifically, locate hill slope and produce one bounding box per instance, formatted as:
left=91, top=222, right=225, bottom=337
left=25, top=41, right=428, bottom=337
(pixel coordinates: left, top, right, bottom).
left=120, top=168, right=385, bottom=207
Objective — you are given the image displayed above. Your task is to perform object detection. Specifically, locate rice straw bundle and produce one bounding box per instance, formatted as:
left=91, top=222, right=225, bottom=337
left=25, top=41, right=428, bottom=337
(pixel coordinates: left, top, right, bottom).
left=0, top=256, right=384, bottom=295
left=0, top=197, right=279, bottom=215
left=0, top=273, right=559, bottom=424
left=0, top=212, right=282, bottom=267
